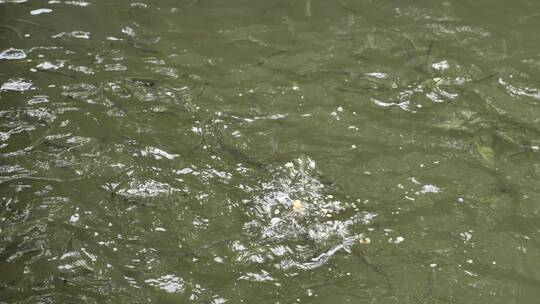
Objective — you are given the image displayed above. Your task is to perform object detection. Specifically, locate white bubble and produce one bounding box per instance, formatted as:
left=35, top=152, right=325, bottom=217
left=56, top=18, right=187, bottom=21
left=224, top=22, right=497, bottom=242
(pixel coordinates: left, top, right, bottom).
left=432, top=60, right=449, bottom=71
left=69, top=213, right=80, bottom=223
left=1, top=78, right=33, bottom=91
left=30, top=8, right=53, bottom=15
left=389, top=236, right=404, bottom=244
left=0, top=48, right=27, bottom=60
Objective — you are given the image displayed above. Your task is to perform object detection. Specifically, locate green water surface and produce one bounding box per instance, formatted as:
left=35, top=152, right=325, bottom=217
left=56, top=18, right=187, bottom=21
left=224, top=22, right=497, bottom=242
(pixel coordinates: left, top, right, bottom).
left=1, top=0, right=540, bottom=303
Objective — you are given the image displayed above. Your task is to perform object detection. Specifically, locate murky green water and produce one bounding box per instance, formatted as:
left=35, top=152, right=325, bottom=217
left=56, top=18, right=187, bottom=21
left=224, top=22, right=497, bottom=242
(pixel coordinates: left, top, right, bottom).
left=1, top=0, right=540, bottom=303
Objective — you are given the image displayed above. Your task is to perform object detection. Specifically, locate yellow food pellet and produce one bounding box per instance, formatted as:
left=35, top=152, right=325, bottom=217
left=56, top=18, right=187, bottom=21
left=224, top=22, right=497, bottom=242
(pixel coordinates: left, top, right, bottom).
left=359, top=237, right=371, bottom=245
left=292, top=200, right=302, bottom=211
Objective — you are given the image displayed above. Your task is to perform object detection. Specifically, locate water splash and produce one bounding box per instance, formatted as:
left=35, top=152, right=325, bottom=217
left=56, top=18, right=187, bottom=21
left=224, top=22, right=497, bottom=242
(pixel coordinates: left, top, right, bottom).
left=238, top=157, right=366, bottom=272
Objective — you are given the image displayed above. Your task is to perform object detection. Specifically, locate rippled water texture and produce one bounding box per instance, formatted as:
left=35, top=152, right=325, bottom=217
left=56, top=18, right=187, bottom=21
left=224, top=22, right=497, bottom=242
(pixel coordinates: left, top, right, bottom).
left=1, top=0, right=540, bottom=303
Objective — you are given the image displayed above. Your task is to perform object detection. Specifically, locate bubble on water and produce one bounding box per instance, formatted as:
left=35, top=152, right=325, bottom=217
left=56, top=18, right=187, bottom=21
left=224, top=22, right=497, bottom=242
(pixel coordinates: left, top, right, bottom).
left=1, top=78, right=33, bottom=91
left=0, top=48, right=27, bottom=60
left=211, top=297, right=227, bottom=304
left=213, top=256, right=224, bottom=264
left=130, top=2, right=148, bottom=8
left=417, top=184, right=440, bottom=194
left=64, top=1, right=91, bottom=7
left=30, top=8, right=53, bottom=15
left=36, top=60, right=64, bottom=70
left=389, top=236, right=404, bottom=244
left=460, top=231, right=472, bottom=242
left=0, top=0, right=27, bottom=3
left=121, top=26, right=136, bottom=37
left=366, top=72, right=389, bottom=79
left=432, top=60, right=449, bottom=71
left=69, top=213, right=80, bottom=223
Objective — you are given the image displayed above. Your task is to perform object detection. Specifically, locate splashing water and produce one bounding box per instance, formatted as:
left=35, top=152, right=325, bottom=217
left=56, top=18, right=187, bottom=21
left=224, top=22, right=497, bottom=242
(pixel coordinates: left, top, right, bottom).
left=238, top=157, right=368, bottom=271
